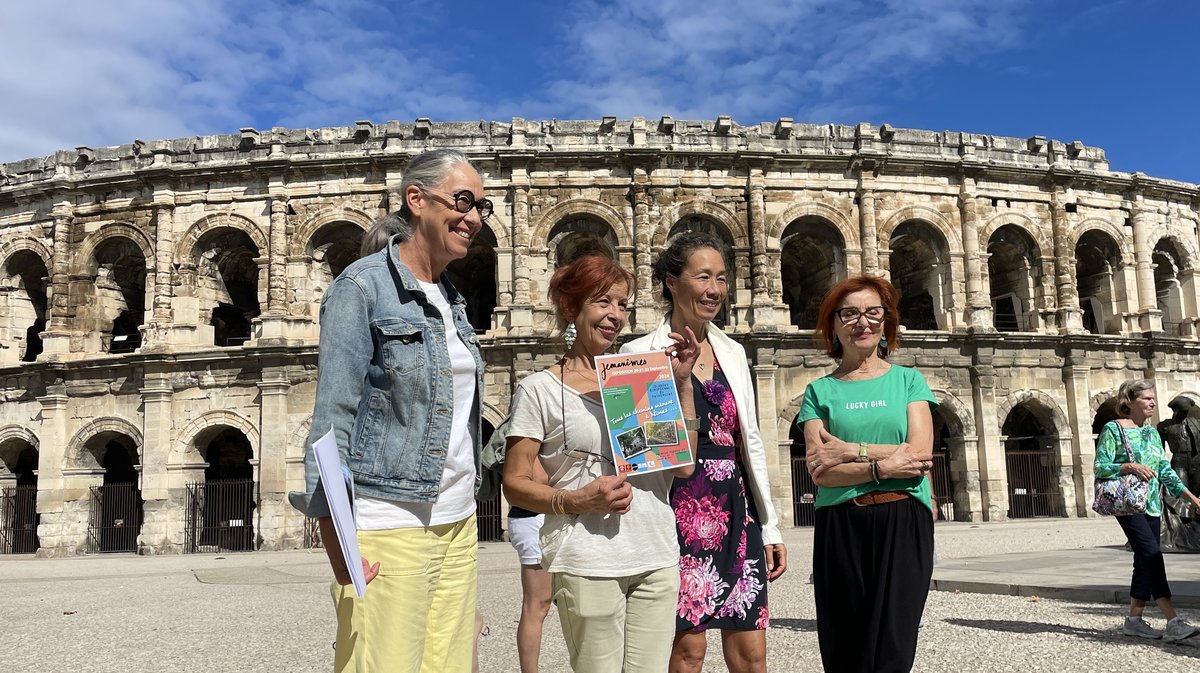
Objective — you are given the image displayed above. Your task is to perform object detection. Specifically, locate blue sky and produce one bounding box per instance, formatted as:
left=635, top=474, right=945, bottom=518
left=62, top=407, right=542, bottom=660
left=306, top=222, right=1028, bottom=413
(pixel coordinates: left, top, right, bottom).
left=3, top=0, right=1198, bottom=182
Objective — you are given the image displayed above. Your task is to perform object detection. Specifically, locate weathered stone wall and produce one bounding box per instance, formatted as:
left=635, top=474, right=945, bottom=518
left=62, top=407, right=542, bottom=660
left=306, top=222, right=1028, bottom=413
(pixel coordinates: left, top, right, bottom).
left=1, top=117, right=1198, bottom=555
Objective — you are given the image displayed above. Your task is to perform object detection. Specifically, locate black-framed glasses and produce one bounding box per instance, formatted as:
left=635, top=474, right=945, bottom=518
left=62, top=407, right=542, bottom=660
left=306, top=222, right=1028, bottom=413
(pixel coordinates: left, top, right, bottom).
left=836, top=306, right=887, bottom=325
left=422, top=188, right=494, bottom=222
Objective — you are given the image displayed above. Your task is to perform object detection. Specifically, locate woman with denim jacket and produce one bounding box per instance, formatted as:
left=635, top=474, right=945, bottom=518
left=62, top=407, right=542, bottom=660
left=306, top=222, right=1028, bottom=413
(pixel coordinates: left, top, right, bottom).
left=1096, top=379, right=1200, bottom=642
left=502, top=254, right=700, bottom=673
left=292, top=148, right=492, bottom=672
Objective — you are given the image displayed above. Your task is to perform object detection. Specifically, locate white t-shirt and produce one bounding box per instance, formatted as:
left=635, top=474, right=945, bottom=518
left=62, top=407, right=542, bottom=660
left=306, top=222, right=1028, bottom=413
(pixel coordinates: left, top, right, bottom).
left=506, top=369, right=678, bottom=576
left=356, top=280, right=477, bottom=529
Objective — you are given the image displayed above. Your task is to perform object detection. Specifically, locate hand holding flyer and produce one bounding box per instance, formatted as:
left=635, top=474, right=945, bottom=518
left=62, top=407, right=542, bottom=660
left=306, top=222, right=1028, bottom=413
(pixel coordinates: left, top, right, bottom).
left=594, top=350, right=694, bottom=475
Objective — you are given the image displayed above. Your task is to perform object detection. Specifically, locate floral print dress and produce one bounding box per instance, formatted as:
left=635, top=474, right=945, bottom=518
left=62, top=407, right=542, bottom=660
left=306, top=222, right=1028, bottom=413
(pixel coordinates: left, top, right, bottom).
left=674, top=360, right=769, bottom=632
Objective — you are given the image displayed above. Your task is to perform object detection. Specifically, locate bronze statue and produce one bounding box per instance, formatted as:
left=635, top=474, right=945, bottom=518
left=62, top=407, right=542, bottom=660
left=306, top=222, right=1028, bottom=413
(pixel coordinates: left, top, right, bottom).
left=1158, top=396, right=1200, bottom=551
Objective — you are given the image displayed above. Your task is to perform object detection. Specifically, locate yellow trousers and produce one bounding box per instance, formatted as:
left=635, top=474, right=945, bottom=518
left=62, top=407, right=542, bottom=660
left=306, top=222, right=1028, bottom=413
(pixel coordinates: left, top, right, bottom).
left=331, top=515, right=478, bottom=673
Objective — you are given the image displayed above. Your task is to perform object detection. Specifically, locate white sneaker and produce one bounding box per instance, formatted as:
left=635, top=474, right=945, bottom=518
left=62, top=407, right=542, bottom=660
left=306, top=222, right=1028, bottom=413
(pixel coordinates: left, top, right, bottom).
left=1122, top=616, right=1162, bottom=639
left=1163, top=617, right=1198, bottom=643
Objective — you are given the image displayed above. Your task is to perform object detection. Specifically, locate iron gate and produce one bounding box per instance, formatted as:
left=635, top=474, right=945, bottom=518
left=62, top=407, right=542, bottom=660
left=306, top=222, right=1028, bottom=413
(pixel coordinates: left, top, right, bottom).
left=87, top=483, right=142, bottom=553
left=1005, top=447, right=1066, bottom=518
left=185, top=480, right=256, bottom=553
left=790, top=457, right=817, bottom=527
left=304, top=516, right=323, bottom=549
left=0, top=485, right=39, bottom=554
left=477, top=492, right=503, bottom=542
left=931, top=451, right=955, bottom=521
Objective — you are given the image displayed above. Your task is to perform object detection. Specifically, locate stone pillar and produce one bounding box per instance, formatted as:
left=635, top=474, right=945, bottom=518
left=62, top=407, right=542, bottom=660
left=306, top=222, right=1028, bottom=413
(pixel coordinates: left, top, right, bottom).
left=34, top=387, right=74, bottom=556
left=859, top=188, right=879, bottom=275
left=959, top=181, right=992, bottom=329
left=969, top=342, right=1008, bottom=520
left=41, top=203, right=74, bottom=357
left=139, top=371, right=176, bottom=552
left=630, top=181, right=658, bottom=332
left=508, top=160, right=535, bottom=334
left=753, top=360, right=787, bottom=528
left=1050, top=189, right=1084, bottom=333
left=143, top=202, right=175, bottom=351
left=1131, top=204, right=1164, bottom=332
left=258, top=368, right=291, bottom=550
left=747, top=172, right=775, bottom=330
left=947, top=436, right=984, bottom=521
left=267, top=197, right=289, bottom=314
left=1061, top=346, right=1094, bottom=517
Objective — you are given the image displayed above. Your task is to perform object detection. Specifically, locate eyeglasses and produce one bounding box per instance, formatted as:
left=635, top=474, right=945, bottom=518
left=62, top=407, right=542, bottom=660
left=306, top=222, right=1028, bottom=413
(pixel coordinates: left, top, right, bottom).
left=836, top=306, right=887, bottom=325
left=422, top=188, right=494, bottom=222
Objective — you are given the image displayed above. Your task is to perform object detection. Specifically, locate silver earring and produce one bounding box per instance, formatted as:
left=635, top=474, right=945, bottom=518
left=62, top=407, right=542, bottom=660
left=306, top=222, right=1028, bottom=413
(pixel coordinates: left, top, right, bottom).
left=878, top=338, right=889, bottom=358
left=564, top=322, right=577, bottom=349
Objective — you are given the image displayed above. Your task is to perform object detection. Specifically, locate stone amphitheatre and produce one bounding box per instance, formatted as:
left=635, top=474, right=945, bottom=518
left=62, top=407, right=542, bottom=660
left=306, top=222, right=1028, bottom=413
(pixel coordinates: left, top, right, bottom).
left=1, top=116, right=1197, bottom=556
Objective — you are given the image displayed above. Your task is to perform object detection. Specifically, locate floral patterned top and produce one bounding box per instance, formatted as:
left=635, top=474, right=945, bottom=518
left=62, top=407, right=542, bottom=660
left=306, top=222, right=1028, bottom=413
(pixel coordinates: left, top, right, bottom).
left=1095, top=420, right=1186, bottom=517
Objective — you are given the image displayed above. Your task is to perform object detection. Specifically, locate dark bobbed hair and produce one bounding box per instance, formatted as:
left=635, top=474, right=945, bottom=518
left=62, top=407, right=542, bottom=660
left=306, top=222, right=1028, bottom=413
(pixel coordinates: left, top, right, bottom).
left=816, top=275, right=902, bottom=359
left=548, top=254, right=637, bottom=328
left=651, top=232, right=732, bottom=310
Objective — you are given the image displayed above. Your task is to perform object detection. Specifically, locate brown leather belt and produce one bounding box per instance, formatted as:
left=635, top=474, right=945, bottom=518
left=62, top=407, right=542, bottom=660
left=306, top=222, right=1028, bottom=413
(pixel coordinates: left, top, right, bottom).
left=851, top=490, right=910, bottom=507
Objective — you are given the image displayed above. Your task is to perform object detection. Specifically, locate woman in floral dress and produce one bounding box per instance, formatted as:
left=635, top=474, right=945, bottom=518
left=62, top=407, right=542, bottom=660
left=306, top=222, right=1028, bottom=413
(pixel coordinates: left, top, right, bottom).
left=624, top=232, right=786, bottom=673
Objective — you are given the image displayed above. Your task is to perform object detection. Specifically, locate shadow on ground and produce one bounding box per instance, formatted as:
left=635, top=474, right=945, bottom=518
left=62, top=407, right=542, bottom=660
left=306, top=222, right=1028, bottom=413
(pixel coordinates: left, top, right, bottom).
left=944, top=618, right=1199, bottom=658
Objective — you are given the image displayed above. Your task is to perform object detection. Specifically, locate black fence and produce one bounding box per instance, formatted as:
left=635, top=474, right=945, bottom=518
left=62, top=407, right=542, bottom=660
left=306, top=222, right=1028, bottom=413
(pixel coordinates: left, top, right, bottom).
left=185, top=480, right=256, bottom=553
left=1, top=485, right=39, bottom=554
left=931, top=451, right=955, bottom=521
left=87, top=483, right=142, bottom=553
left=477, top=493, right=504, bottom=542
left=304, top=516, right=323, bottom=549
left=790, top=457, right=817, bottom=527
left=1006, top=448, right=1067, bottom=518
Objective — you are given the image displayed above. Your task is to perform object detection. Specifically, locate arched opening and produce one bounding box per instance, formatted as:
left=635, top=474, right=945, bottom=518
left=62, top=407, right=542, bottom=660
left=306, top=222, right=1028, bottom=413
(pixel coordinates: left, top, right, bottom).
left=667, top=215, right=735, bottom=328
left=1075, top=231, right=1121, bottom=335
left=0, top=441, right=39, bottom=554
left=780, top=217, right=845, bottom=329
left=931, top=408, right=958, bottom=521
left=1002, top=404, right=1066, bottom=519
left=310, top=220, right=364, bottom=283
left=444, top=225, right=499, bottom=333
left=475, top=419, right=504, bottom=542
left=788, top=413, right=817, bottom=527
left=91, top=237, right=148, bottom=353
left=1, top=250, right=50, bottom=362
left=986, top=225, right=1039, bottom=332
left=85, top=434, right=143, bottom=553
left=196, top=230, right=261, bottom=347
left=188, top=428, right=255, bottom=553
left=548, top=217, right=617, bottom=267
left=1153, top=240, right=1186, bottom=336
left=1091, top=397, right=1121, bottom=439
left=889, top=221, right=950, bottom=330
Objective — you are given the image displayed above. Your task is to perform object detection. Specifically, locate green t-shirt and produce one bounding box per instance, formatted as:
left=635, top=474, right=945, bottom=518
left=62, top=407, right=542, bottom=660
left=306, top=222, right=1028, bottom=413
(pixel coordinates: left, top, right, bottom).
left=798, top=365, right=938, bottom=511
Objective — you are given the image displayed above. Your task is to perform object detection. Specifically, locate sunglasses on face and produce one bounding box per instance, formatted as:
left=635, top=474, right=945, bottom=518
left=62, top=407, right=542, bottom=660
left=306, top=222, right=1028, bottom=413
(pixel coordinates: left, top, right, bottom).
left=422, top=188, right=494, bottom=222
left=836, top=306, right=887, bottom=325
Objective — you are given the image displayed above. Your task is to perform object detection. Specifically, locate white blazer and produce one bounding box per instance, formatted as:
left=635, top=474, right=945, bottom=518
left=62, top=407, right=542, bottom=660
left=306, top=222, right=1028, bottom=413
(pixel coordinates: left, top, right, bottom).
left=623, top=319, right=783, bottom=546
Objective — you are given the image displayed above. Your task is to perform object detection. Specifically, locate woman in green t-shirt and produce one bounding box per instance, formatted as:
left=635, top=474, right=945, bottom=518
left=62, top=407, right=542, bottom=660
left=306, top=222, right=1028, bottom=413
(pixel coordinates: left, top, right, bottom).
left=798, top=275, right=937, bottom=673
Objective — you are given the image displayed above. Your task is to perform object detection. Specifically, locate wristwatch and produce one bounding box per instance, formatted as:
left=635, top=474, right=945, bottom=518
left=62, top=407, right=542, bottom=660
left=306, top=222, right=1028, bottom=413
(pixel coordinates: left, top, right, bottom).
left=684, top=417, right=700, bottom=432
left=856, top=442, right=870, bottom=463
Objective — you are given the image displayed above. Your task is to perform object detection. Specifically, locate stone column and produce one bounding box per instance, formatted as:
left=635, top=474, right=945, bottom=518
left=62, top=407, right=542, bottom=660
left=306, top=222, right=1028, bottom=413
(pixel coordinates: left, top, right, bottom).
left=34, top=386, right=73, bottom=556
left=630, top=180, right=656, bottom=332
left=1050, top=188, right=1084, bottom=332
left=258, top=368, right=291, bottom=550
left=1131, top=204, right=1164, bottom=332
left=40, top=203, right=74, bottom=357
left=859, top=188, right=879, bottom=275
left=959, top=180, right=992, bottom=329
left=267, top=197, right=289, bottom=314
left=508, top=158, right=535, bottom=334
left=969, top=342, right=1008, bottom=520
left=139, top=371, right=176, bottom=551
left=753, top=360, right=787, bottom=528
left=747, top=172, right=774, bottom=329
left=1061, top=345, right=1093, bottom=517
left=143, top=202, right=175, bottom=351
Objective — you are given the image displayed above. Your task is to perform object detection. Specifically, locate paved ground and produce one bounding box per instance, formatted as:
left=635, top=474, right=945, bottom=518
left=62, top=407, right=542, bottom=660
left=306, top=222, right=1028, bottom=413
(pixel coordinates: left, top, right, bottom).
left=3, top=518, right=1199, bottom=672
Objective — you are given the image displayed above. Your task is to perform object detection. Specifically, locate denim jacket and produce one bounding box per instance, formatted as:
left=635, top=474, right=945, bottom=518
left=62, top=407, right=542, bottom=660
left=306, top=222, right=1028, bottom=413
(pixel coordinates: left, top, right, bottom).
left=289, top=235, right=484, bottom=518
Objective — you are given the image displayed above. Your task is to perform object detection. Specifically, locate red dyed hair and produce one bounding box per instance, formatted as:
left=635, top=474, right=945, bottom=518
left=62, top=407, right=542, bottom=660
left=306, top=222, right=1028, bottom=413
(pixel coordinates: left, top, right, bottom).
left=548, top=254, right=636, bottom=327
left=815, top=275, right=902, bottom=358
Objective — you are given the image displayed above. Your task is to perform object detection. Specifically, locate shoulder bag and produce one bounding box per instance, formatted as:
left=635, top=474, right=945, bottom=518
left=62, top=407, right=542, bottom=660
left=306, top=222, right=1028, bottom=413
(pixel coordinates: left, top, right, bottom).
left=1092, top=423, right=1150, bottom=516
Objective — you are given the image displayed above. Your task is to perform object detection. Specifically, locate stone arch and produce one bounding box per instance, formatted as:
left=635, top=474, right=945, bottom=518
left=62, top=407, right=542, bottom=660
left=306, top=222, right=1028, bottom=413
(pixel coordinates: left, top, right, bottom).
left=175, top=212, right=268, bottom=266
left=996, top=390, right=1070, bottom=438
left=65, top=416, right=143, bottom=468
left=887, top=218, right=954, bottom=330
left=653, top=199, right=747, bottom=248
left=979, top=212, right=1051, bottom=258
left=1, top=242, right=52, bottom=363
left=0, top=235, right=52, bottom=271
left=769, top=201, right=859, bottom=250
left=0, top=424, right=40, bottom=451
left=879, top=204, right=961, bottom=251
left=531, top=199, right=631, bottom=251
left=481, top=401, right=506, bottom=430
left=172, top=410, right=260, bottom=465
left=780, top=216, right=846, bottom=329
left=1089, top=388, right=1117, bottom=413
left=1152, top=232, right=1198, bottom=271
left=1071, top=217, right=1131, bottom=256
left=445, top=223, right=499, bottom=332
left=930, top=389, right=976, bottom=437
left=288, top=416, right=312, bottom=461
left=986, top=222, right=1043, bottom=332
left=289, top=206, right=374, bottom=258
left=73, top=223, right=155, bottom=276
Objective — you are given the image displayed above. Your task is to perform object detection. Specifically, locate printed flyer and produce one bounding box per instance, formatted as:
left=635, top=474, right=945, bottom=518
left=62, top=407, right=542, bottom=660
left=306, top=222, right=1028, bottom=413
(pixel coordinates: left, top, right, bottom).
left=594, top=350, right=694, bottom=476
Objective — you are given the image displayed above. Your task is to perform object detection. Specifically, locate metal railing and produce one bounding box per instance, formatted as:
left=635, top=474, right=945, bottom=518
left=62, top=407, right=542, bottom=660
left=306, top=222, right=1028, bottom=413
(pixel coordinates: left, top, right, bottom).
left=0, top=485, right=39, bottom=554
left=931, top=451, right=955, bottom=522
left=185, top=480, right=256, bottom=553
left=87, top=483, right=142, bottom=553
left=477, top=493, right=503, bottom=542
left=1005, top=448, right=1067, bottom=518
left=790, top=457, right=817, bottom=527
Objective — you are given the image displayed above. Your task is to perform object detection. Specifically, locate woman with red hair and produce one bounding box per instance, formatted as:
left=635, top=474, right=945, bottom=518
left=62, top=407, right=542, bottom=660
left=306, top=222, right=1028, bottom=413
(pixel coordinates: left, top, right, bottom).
left=502, top=254, right=699, bottom=673
left=797, top=275, right=937, bottom=673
